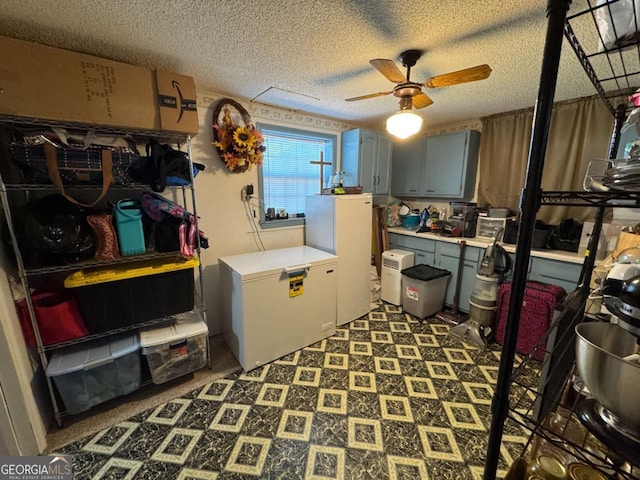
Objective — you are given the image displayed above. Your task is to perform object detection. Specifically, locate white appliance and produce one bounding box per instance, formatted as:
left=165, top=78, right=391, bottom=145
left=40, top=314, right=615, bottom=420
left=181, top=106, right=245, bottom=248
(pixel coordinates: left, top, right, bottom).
left=381, top=249, right=415, bottom=305
left=305, top=194, right=372, bottom=325
left=219, top=246, right=338, bottom=371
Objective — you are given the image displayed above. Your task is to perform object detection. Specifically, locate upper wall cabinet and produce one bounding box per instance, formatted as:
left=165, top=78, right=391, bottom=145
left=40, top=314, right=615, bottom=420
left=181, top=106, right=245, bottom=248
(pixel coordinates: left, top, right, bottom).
left=391, top=129, right=480, bottom=199
left=390, top=136, right=424, bottom=196
left=341, top=129, right=391, bottom=195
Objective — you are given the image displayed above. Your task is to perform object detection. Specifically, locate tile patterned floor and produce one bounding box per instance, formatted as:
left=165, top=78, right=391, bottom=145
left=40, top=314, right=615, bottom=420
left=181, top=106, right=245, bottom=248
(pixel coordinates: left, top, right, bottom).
left=56, top=303, right=537, bottom=479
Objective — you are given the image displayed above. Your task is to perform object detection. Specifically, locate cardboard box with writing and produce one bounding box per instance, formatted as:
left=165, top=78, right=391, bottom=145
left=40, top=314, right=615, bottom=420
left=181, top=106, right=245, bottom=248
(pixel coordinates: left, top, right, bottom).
left=0, top=36, right=198, bottom=135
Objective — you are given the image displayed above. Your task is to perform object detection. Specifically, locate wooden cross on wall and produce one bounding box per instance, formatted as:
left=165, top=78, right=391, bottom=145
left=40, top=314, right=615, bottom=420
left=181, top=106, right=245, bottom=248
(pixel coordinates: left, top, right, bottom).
left=310, top=152, right=331, bottom=194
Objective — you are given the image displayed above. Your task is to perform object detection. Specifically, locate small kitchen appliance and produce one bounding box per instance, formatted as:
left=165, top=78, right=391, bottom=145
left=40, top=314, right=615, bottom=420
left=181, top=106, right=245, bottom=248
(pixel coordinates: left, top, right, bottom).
left=447, top=228, right=511, bottom=349
left=381, top=249, right=415, bottom=305
left=448, top=202, right=479, bottom=238
left=575, top=322, right=640, bottom=467
left=574, top=256, right=640, bottom=466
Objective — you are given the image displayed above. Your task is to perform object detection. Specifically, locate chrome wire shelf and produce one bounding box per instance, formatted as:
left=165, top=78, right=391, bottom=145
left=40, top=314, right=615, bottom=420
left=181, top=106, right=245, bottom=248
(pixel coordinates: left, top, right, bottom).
left=0, top=115, right=190, bottom=143
left=22, top=251, right=185, bottom=276
left=505, top=308, right=639, bottom=479
left=564, top=1, right=640, bottom=118
left=42, top=315, right=176, bottom=352
left=1, top=183, right=190, bottom=192
left=541, top=190, right=640, bottom=206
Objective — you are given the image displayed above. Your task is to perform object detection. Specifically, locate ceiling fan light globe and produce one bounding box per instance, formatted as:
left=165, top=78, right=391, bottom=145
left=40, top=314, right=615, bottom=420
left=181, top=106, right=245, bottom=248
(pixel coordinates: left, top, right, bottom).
left=386, top=110, right=423, bottom=139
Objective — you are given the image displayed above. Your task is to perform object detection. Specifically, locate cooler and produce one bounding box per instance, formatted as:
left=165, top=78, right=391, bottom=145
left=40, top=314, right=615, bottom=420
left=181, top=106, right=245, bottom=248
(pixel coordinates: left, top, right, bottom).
left=64, top=257, right=198, bottom=333
left=140, top=311, right=208, bottom=384
left=45, top=333, right=140, bottom=414
left=401, top=264, right=450, bottom=319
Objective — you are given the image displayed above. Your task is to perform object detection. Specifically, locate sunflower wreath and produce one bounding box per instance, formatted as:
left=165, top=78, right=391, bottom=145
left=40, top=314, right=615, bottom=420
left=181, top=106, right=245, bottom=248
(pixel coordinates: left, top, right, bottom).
left=212, top=98, right=266, bottom=173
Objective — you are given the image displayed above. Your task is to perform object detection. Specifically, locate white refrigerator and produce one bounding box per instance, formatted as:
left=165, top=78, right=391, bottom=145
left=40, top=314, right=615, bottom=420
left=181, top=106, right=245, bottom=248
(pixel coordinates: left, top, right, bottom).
left=305, top=194, right=372, bottom=325
left=219, top=246, right=338, bottom=371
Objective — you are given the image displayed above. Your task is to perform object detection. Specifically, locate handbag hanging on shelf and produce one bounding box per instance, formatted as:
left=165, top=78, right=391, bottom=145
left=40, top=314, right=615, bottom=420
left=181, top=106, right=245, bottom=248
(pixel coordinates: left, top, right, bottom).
left=129, top=139, right=204, bottom=193
left=15, top=290, right=89, bottom=347
left=140, top=191, right=208, bottom=258
left=10, top=128, right=140, bottom=186
left=43, top=142, right=113, bottom=207
left=10, top=129, right=141, bottom=207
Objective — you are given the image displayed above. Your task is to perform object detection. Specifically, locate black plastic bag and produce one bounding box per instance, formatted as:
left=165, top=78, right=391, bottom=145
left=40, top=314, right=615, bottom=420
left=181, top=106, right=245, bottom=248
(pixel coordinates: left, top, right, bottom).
left=546, top=218, right=583, bottom=252
left=12, top=194, right=95, bottom=266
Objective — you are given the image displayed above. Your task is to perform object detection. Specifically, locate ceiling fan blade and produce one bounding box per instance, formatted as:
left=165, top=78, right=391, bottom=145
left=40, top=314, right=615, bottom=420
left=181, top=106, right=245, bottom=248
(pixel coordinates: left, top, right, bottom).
left=345, top=91, right=393, bottom=102
left=370, top=59, right=406, bottom=83
left=424, top=64, right=492, bottom=89
left=412, top=93, right=433, bottom=109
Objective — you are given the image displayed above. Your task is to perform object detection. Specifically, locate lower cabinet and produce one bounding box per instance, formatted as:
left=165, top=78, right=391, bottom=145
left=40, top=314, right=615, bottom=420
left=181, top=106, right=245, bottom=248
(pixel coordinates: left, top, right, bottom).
left=435, top=242, right=481, bottom=313
left=388, top=232, right=583, bottom=312
left=414, top=249, right=435, bottom=266
left=529, top=256, right=581, bottom=293
left=388, top=233, right=436, bottom=266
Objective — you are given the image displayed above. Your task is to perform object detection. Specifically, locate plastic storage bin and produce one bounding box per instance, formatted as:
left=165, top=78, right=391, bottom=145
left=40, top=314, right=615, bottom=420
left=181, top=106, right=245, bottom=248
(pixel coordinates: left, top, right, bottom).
left=114, top=199, right=146, bottom=256
left=140, top=312, right=208, bottom=384
left=45, top=333, right=140, bottom=414
left=64, top=257, right=199, bottom=333
left=476, top=217, right=507, bottom=240
left=401, top=264, right=450, bottom=319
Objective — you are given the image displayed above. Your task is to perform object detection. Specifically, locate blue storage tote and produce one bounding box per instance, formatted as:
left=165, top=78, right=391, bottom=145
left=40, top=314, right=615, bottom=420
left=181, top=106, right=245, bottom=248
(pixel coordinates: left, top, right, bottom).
left=113, top=199, right=146, bottom=256
left=45, top=333, right=141, bottom=414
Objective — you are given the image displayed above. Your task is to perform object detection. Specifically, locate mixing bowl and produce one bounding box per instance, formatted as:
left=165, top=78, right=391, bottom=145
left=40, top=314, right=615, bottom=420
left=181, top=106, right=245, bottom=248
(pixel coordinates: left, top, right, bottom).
left=401, top=214, right=420, bottom=229
left=575, top=322, right=640, bottom=433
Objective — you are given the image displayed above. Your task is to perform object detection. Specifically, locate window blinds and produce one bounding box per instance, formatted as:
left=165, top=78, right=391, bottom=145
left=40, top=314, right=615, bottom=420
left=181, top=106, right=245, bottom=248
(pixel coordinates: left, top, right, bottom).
left=261, top=128, right=333, bottom=215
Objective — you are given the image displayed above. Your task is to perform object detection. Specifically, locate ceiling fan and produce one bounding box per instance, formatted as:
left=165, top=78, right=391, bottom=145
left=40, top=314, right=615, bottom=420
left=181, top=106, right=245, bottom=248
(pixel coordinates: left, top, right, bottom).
left=345, top=49, right=492, bottom=110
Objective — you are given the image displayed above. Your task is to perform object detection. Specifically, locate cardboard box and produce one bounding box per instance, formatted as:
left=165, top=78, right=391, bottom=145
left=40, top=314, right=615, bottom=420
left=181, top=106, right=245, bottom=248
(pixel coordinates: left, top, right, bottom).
left=0, top=36, right=198, bottom=135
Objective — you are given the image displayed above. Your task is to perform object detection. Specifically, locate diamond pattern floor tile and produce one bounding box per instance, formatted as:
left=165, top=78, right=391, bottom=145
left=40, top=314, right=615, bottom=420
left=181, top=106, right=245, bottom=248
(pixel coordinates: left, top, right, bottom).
left=60, top=302, right=540, bottom=479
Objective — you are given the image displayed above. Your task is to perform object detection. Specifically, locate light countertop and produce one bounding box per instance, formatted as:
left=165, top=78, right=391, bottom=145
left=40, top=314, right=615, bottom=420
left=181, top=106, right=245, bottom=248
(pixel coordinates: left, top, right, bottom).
left=387, top=227, right=585, bottom=265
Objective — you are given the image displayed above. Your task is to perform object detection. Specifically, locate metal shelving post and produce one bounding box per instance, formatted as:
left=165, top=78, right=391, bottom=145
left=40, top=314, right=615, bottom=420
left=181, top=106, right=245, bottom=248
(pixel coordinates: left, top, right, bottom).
left=483, top=1, right=572, bottom=478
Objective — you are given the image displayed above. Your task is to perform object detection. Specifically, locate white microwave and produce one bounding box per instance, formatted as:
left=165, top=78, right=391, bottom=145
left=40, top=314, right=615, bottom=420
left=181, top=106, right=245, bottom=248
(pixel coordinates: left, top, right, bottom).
left=476, top=217, right=508, bottom=240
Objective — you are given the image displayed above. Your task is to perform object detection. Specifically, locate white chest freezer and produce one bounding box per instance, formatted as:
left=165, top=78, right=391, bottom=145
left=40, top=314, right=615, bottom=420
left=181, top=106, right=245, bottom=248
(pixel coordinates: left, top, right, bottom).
left=218, top=246, right=338, bottom=371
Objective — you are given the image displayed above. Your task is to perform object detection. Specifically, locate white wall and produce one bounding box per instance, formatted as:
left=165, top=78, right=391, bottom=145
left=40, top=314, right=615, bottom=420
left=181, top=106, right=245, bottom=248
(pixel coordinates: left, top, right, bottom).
left=192, top=90, right=355, bottom=335
left=0, top=256, right=48, bottom=454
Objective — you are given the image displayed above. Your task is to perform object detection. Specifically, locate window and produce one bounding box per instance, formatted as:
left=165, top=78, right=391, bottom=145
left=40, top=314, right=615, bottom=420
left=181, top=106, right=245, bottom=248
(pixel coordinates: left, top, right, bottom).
left=257, top=123, right=337, bottom=227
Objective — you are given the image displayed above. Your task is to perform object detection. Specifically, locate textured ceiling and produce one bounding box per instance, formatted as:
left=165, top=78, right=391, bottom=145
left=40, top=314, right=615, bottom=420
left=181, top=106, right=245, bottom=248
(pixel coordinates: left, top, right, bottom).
left=0, top=0, right=607, bottom=130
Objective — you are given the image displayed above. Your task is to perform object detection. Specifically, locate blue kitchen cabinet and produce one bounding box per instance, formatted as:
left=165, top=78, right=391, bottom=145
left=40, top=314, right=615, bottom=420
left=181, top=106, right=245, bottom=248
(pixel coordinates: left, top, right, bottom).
left=528, top=256, right=581, bottom=293
left=342, top=129, right=391, bottom=194
left=391, top=137, right=424, bottom=196
left=390, top=130, right=479, bottom=199
left=504, top=252, right=580, bottom=292
left=422, top=130, right=480, bottom=198
left=435, top=241, right=481, bottom=312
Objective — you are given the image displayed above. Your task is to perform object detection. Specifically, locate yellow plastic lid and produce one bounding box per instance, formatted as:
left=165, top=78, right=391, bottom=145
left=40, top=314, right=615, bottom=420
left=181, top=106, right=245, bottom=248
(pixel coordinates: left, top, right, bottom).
left=64, top=256, right=199, bottom=288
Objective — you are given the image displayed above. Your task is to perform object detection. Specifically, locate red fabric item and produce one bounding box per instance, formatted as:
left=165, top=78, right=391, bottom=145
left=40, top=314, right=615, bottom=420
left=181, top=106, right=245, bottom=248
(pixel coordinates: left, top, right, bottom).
left=16, top=291, right=88, bottom=346
left=495, top=281, right=566, bottom=361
